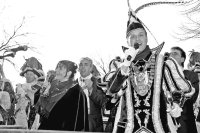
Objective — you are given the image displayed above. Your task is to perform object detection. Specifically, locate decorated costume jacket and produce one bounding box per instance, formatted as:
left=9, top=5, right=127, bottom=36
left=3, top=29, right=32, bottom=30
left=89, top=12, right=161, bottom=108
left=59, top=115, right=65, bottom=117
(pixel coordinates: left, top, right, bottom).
left=107, top=44, right=195, bottom=133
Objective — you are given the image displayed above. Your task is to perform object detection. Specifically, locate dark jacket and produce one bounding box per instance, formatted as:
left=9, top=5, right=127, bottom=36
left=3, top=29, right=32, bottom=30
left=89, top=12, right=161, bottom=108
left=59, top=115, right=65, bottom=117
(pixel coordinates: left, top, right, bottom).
left=87, top=76, right=107, bottom=132
left=38, top=81, right=89, bottom=131
left=176, top=70, right=199, bottom=133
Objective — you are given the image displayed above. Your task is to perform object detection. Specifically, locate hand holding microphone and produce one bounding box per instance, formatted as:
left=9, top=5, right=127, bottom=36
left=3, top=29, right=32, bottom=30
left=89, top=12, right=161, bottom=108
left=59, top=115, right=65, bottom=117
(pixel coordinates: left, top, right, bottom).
left=120, top=44, right=139, bottom=75
left=122, top=44, right=139, bottom=67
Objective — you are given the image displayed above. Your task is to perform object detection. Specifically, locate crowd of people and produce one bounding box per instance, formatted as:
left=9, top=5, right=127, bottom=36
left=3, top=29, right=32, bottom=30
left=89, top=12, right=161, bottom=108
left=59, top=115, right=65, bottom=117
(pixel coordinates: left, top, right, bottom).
left=0, top=8, right=200, bottom=133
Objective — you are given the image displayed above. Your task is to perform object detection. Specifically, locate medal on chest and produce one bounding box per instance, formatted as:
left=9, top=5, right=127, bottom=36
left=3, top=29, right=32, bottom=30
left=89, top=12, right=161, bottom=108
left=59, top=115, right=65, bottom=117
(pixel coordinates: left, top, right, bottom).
left=134, top=71, right=149, bottom=96
left=130, top=54, right=156, bottom=96
left=131, top=59, right=151, bottom=96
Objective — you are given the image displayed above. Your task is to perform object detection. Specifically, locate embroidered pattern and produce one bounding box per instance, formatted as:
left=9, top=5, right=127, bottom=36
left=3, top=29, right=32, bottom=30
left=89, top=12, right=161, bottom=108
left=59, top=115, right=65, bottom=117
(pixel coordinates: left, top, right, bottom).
left=130, top=53, right=156, bottom=97
left=152, top=54, right=165, bottom=133
left=143, top=109, right=151, bottom=128
left=134, top=90, right=141, bottom=107
left=144, top=90, right=151, bottom=107
left=125, top=79, right=134, bottom=133
left=135, top=109, right=142, bottom=127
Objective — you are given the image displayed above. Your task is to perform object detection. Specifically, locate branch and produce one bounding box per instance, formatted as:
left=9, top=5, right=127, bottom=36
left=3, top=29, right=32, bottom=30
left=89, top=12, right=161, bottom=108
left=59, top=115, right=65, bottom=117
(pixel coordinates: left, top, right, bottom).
left=100, top=58, right=107, bottom=75
left=0, top=17, right=26, bottom=51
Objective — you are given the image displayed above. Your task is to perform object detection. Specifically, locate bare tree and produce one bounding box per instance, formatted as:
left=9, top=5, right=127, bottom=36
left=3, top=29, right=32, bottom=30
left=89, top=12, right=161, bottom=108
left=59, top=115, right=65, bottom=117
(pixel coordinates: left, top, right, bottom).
left=176, top=0, right=200, bottom=40
left=93, top=57, right=108, bottom=76
left=0, top=17, right=35, bottom=78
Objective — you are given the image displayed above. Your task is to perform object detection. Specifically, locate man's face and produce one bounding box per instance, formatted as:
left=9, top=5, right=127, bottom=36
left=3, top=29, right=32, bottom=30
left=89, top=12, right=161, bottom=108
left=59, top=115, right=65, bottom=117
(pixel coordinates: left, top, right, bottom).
left=79, top=59, right=92, bottom=78
left=55, top=65, right=67, bottom=81
left=128, top=28, right=148, bottom=53
left=170, top=49, right=184, bottom=66
left=25, top=71, right=36, bottom=83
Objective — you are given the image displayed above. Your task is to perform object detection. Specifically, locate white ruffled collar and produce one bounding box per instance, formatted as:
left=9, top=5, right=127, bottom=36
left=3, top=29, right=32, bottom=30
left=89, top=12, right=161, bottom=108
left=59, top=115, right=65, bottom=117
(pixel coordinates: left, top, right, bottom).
left=78, top=74, right=93, bottom=87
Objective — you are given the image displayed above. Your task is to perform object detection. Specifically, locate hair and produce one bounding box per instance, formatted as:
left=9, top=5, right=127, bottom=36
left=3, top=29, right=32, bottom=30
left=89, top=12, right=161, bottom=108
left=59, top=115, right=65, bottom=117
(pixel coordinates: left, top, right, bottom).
left=189, top=50, right=200, bottom=66
left=79, top=57, right=93, bottom=67
left=56, top=60, right=78, bottom=79
left=91, top=64, right=100, bottom=78
left=126, top=23, right=147, bottom=38
left=171, top=46, right=186, bottom=67
left=21, top=57, right=43, bottom=72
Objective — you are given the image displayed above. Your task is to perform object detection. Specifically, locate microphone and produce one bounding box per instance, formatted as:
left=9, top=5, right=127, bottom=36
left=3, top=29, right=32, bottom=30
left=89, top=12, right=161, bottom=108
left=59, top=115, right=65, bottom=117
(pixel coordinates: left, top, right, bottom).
left=0, top=53, right=15, bottom=59
left=7, top=45, right=28, bottom=53
left=134, top=43, right=139, bottom=49
left=164, top=52, right=170, bottom=61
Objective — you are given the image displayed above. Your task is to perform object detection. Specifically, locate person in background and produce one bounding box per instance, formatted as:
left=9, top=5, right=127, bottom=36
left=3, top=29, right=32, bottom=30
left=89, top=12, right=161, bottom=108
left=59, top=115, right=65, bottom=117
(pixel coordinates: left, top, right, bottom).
left=15, top=57, right=44, bottom=129
left=38, top=60, right=89, bottom=131
left=0, top=64, right=16, bottom=125
left=40, top=70, right=56, bottom=96
left=102, top=57, right=123, bottom=133
left=187, top=50, right=200, bottom=132
left=170, top=46, right=198, bottom=133
left=78, top=57, right=106, bottom=132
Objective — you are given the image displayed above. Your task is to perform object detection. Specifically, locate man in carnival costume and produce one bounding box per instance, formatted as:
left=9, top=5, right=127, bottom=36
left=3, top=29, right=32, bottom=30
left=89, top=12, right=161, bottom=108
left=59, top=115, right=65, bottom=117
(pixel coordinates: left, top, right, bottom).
left=105, top=2, right=195, bottom=133
left=38, top=60, right=89, bottom=131
left=170, top=46, right=198, bottom=133
left=15, top=57, right=44, bottom=129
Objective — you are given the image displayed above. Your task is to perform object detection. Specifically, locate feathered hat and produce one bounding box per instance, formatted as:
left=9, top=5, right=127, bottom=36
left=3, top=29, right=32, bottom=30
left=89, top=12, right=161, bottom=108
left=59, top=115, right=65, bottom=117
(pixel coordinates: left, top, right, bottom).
left=20, top=57, right=45, bottom=81
left=126, top=1, right=185, bottom=39
left=126, top=9, right=145, bottom=38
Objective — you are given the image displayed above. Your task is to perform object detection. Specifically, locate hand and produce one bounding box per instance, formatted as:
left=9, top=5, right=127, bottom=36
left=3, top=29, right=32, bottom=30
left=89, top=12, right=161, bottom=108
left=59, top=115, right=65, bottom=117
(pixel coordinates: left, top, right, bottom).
left=42, top=82, right=51, bottom=97
left=123, top=47, right=139, bottom=66
left=84, top=79, right=93, bottom=92
left=120, top=65, right=129, bottom=76
left=169, top=103, right=182, bottom=118
left=84, top=79, right=93, bottom=88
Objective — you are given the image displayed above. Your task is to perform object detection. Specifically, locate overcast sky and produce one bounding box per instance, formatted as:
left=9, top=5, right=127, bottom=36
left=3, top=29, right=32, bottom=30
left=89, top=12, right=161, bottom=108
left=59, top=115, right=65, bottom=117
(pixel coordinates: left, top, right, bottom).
left=0, top=0, right=199, bottom=87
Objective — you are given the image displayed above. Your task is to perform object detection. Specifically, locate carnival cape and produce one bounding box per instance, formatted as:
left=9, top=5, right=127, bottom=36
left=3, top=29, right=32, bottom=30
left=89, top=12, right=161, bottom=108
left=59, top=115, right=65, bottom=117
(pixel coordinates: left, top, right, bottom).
left=38, top=81, right=89, bottom=131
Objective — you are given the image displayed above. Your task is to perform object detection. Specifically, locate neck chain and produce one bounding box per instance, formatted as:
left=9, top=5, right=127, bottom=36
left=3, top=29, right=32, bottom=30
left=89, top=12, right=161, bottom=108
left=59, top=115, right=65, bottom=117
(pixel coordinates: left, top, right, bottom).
left=130, top=54, right=156, bottom=94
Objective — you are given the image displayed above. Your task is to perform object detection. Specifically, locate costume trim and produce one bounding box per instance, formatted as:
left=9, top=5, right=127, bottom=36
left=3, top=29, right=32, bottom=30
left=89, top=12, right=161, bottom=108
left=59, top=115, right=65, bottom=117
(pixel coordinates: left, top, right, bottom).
left=125, top=80, right=134, bottom=133
left=74, top=89, right=81, bottom=131
left=165, top=58, right=194, bottom=98
left=112, top=95, right=123, bottom=133
left=152, top=54, right=165, bottom=133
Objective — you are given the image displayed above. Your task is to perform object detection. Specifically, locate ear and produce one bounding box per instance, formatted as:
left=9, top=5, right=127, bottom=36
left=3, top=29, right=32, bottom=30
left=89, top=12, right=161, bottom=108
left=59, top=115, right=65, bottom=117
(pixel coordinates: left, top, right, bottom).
left=181, top=57, right=185, bottom=65
left=66, top=71, right=72, bottom=79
